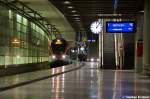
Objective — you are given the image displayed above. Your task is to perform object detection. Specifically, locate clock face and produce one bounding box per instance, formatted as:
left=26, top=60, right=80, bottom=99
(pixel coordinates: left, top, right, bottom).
left=90, top=20, right=103, bottom=34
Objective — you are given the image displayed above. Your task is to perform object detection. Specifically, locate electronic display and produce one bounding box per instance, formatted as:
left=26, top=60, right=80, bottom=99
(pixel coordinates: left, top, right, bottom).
left=106, top=21, right=136, bottom=33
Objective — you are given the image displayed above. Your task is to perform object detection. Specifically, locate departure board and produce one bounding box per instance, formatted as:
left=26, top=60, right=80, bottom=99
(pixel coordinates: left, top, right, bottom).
left=106, top=21, right=136, bottom=33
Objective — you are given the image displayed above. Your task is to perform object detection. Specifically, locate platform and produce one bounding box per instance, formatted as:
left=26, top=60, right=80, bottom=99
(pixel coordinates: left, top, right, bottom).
left=0, top=62, right=150, bottom=99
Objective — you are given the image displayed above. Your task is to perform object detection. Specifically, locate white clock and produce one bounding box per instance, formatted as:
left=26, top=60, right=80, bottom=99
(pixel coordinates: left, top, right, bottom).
left=90, top=20, right=103, bottom=34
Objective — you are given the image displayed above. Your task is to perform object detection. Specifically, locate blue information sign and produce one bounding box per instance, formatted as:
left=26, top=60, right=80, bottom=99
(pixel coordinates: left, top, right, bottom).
left=106, top=21, right=136, bottom=33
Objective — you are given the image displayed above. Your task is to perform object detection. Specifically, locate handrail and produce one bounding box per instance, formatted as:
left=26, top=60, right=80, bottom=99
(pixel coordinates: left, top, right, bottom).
left=0, top=0, right=62, bottom=39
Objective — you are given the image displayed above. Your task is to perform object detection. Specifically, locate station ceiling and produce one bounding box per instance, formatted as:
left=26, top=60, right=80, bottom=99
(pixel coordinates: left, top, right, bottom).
left=19, top=0, right=76, bottom=41
left=18, top=0, right=144, bottom=41
left=49, top=0, right=144, bottom=38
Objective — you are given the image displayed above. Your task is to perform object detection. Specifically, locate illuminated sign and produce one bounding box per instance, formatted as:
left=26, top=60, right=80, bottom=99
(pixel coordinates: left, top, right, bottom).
left=55, top=39, right=62, bottom=44
left=106, top=21, right=136, bottom=33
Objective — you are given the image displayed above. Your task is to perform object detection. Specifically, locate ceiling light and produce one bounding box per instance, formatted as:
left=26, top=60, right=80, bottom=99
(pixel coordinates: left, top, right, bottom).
left=64, top=1, right=71, bottom=4
left=97, top=14, right=122, bottom=16
left=72, top=10, right=77, bottom=13
left=75, top=19, right=80, bottom=21
left=68, top=6, right=74, bottom=9
left=74, top=17, right=80, bottom=19
left=139, top=10, right=144, bottom=13
left=72, top=14, right=80, bottom=16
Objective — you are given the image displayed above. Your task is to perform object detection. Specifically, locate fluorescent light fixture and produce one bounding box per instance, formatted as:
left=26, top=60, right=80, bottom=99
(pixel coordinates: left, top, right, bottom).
left=97, top=14, right=122, bottom=16
left=139, top=10, right=144, bottom=13
left=68, top=6, right=74, bottom=9
left=74, top=17, right=80, bottom=19
left=64, top=1, right=71, bottom=4
left=72, top=14, right=80, bottom=16
left=72, top=10, right=77, bottom=13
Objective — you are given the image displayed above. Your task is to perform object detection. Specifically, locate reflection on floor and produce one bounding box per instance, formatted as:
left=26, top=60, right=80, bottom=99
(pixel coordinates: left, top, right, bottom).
left=0, top=62, right=150, bottom=99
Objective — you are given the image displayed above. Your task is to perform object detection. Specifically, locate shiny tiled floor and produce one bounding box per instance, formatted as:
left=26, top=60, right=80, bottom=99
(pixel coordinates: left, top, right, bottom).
left=0, top=62, right=150, bottom=99
left=0, top=64, right=76, bottom=88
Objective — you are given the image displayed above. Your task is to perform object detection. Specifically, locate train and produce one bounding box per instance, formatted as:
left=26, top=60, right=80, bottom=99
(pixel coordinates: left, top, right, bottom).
left=50, top=38, right=70, bottom=67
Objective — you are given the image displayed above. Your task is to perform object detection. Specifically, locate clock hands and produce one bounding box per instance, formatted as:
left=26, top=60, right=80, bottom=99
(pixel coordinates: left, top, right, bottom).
left=96, top=21, right=101, bottom=28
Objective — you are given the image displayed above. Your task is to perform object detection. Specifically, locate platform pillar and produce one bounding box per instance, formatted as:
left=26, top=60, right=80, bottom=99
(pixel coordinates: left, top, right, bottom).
left=143, top=0, right=150, bottom=73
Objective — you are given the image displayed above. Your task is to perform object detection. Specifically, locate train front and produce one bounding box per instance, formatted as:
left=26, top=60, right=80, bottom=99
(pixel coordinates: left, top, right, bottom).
left=50, top=38, right=69, bottom=67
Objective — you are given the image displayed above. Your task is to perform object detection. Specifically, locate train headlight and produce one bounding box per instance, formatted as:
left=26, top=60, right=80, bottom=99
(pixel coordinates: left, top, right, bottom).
left=62, top=55, right=66, bottom=59
left=52, top=55, right=56, bottom=59
left=91, top=58, right=94, bottom=62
